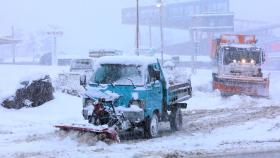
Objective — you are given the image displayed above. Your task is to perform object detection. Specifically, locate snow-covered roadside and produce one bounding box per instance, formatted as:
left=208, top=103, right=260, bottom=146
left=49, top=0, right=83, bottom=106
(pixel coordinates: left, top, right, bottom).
left=0, top=65, right=280, bottom=158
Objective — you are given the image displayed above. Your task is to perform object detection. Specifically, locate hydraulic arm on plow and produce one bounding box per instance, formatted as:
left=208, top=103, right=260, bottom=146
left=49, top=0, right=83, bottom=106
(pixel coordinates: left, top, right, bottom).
left=211, top=34, right=269, bottom=97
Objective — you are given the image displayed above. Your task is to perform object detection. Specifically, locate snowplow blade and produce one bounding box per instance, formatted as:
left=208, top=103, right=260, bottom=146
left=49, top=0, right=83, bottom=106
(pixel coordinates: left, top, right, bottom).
left=55, top=124, right=119, bottom=142
left=212, top=73, right=269, bottom=97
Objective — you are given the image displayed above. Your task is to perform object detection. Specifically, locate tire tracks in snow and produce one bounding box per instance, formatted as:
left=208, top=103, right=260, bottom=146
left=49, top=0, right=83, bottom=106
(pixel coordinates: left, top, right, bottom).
left=183, top=105, right=280, bottom=134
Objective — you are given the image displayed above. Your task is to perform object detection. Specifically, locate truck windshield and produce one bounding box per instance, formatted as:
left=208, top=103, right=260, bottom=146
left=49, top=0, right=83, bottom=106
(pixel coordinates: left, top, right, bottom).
left=223, top=47, right=262, bottom=65
left=91, top=64, right=144, bottom=85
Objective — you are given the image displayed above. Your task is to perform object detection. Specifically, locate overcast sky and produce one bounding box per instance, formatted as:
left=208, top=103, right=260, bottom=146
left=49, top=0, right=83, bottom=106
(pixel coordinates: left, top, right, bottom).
left=0, top=0, right=280, bottom=54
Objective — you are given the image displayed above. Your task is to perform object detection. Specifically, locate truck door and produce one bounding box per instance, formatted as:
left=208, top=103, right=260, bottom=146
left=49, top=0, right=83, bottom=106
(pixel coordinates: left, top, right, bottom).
left=146, top=64, right=163, bottom=116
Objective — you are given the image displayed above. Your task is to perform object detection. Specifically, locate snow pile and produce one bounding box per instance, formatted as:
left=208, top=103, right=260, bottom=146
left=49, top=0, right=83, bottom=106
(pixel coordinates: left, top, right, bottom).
left=1, top=74, right=54, bottom=109
left=19, top=73, right=50, bottom=87
left=163, top=67, right=190, bottom=86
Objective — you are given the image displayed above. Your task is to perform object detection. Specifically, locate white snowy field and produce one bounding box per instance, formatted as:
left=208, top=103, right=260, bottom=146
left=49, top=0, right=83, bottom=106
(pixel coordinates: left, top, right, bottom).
left=0, top=64, right=280, bottom=158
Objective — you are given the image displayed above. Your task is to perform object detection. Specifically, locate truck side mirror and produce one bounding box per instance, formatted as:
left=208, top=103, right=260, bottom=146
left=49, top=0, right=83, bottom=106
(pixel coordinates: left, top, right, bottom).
left=80, top=75, right=87, bottom=87
left=155, top=70, right=160, bottom=81
left=262, top=51, right=266, bottom=62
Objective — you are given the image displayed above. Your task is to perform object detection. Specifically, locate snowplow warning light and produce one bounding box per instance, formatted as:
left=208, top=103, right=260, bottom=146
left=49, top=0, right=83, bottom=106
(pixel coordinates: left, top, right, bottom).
left=250, top=59, right=256, bottom=64
left=241, top=59, right=246, bottom=64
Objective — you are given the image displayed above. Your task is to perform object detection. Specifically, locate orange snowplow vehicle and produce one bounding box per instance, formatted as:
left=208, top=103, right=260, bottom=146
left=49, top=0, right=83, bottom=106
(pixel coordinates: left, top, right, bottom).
left=211, top=34, right=269, bottom=97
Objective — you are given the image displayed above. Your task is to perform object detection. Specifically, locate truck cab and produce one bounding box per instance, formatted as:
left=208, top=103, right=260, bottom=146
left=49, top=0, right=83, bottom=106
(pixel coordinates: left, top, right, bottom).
left=82, top=56, right=192, bottom=138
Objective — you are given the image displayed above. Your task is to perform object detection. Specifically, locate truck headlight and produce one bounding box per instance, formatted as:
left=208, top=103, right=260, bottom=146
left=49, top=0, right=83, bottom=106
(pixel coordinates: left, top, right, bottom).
left=130, top=99, right=145, bottom=109
left=250, top=59, right=255, bottom=64
left=241, top=59, right=246, bottom=64
left=132, top=92, right=139, bottom=100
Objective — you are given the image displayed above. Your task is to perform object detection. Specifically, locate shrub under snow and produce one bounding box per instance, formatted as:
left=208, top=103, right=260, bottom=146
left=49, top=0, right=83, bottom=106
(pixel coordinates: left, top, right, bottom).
left=1, top=74, right=54, bottom=109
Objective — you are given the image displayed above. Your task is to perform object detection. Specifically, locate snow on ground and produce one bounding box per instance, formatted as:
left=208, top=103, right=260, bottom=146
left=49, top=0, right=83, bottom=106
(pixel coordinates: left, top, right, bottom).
left=0, top=64, right=280, bottom=158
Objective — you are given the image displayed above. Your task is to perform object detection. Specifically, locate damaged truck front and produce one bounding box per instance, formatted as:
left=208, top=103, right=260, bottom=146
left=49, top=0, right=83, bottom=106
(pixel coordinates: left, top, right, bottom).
left=81, top=56, right=192, bottom=138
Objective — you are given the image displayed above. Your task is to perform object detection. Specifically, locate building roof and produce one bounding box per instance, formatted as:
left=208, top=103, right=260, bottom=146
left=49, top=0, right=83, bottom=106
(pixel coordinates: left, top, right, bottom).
left=0, top=37, right=20, bottom=45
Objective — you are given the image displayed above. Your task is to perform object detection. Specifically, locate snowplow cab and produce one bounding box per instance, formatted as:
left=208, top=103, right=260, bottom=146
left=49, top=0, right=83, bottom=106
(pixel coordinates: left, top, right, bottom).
left=212, top=34, right=269, bottom=97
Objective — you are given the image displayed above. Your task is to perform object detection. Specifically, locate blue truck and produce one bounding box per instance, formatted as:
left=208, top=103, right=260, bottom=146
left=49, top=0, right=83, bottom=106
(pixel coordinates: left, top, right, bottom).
left=79, top=56, right=192, bottom=138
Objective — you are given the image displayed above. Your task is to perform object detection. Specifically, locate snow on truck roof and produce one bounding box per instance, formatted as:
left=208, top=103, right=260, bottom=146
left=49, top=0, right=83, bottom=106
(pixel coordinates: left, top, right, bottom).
left=96, top=55, right=158, bottom=66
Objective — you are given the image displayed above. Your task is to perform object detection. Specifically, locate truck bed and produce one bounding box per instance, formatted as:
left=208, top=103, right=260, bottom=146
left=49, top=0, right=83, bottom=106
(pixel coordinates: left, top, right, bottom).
left=167, top=82, right=192, bottom=106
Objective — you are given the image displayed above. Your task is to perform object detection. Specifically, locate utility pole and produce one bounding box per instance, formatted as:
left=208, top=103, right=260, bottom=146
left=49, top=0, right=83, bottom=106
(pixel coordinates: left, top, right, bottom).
left=11, top=26, right=16, bottom=64
left=190, top=29, right=199, bottom=74
left=149, top=21, right=152, bottom=48
left=47, top=30, right=63, bottom=66
left=156, top=0, right=164, bottom=65
left=136, top=0, right=140, bottom=56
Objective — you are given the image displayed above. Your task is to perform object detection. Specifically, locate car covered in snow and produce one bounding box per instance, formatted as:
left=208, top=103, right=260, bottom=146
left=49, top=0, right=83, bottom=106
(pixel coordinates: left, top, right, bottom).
left=56, top=58, right=94, bottom=96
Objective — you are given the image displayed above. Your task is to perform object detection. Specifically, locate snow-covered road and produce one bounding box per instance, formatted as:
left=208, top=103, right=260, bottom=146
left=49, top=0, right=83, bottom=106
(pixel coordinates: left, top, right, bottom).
left=0, top=65, right=280, bottom=158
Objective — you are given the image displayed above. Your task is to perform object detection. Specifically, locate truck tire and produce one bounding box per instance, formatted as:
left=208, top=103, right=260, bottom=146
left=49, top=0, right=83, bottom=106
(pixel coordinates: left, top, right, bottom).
left=170, top=108, right=183, bottom=131
left=144, top=113, right=159, bottom=138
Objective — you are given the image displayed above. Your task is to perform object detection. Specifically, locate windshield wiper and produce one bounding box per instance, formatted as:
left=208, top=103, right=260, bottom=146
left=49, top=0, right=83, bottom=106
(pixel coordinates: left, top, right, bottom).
left=108, top=80, right=115, bottom=87
left=125, top=78, right=136, bottom=88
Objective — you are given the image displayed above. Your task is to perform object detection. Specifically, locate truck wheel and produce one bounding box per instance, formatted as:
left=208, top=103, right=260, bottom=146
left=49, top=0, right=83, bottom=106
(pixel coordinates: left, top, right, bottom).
left=170, top=108, right=183, bottom=131
left=144, top=114, right=159, bottom=138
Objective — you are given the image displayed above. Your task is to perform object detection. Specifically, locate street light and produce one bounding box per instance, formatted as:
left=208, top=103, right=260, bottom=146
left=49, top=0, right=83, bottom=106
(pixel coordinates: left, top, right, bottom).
left=47, top=30, right=63, bottom=66
left=156, top=1, right=162, bottom=8
left=156, top=0, right=164, bottom=65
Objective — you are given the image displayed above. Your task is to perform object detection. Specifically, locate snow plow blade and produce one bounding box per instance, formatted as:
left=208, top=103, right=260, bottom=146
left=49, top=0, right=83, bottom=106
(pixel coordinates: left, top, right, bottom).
left=55, top=124, right=119, bottom=142
left=213, top=73, right=269, bottom=97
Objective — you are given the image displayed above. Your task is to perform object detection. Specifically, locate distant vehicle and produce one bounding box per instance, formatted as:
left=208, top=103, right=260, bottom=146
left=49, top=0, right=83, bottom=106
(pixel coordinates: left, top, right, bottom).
left=70, top=59, right=93, bottom=72
left=135, top=47, right=156, bottom=56
left=88, top=49, right=122, bottom=58
left=56, top=59, right=94, bottom=96
left=56, top=56, right=192, bottom=141
left=39, top=53, right=52, bottom=65
left=211, top=34, right=269, bottom=97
